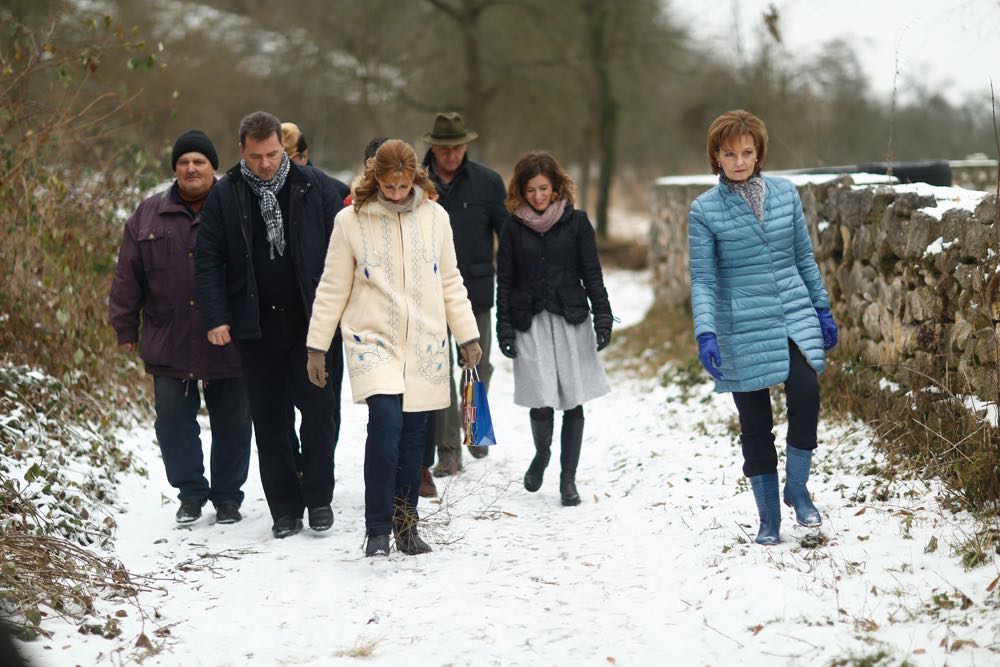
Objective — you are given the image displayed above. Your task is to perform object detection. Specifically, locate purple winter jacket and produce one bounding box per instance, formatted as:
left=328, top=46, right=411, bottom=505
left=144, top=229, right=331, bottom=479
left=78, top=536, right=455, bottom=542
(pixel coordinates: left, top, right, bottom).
left=108, top=183, right=242, bottom=380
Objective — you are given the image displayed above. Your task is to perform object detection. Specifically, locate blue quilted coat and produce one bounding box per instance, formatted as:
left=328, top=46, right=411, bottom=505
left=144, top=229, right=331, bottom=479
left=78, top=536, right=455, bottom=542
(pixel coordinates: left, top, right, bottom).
left=689, top=175, right=830, bottom=393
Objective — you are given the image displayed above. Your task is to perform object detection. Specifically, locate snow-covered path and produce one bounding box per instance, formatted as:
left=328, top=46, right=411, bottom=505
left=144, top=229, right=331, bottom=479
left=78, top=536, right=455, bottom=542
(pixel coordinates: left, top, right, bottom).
left=24, top=270, right=1000, bottom=667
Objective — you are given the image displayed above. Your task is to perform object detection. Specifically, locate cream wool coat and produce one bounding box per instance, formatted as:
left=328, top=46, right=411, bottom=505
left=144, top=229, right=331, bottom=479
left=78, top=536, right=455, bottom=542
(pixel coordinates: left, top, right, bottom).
left=307, top=196, right=479, bottom=411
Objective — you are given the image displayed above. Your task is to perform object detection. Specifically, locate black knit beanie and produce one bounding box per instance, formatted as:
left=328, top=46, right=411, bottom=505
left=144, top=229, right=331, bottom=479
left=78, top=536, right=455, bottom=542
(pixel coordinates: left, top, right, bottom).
left=171, top=130, right=219, bottom=170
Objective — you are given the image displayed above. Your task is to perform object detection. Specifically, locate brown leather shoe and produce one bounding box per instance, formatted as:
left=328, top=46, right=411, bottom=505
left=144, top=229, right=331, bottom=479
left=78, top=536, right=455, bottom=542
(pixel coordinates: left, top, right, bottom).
left=419, top=467, right=438, bottom=498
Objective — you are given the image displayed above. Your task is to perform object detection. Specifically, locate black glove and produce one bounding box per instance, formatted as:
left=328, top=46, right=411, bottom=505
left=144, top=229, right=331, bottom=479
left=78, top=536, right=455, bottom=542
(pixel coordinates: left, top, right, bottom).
left=596, top=328, right=611, bottom=351
left=499, top=338, right=517, bottom=359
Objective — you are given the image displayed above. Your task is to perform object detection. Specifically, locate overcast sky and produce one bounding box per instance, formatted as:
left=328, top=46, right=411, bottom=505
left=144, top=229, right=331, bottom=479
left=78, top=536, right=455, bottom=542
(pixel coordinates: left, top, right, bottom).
left=674, top=0, right=999, bottom=106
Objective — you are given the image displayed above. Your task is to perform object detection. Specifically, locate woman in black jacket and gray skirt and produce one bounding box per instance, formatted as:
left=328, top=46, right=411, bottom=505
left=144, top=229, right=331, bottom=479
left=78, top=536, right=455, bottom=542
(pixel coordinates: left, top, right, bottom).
left=496, top=151, right=612, bottom=506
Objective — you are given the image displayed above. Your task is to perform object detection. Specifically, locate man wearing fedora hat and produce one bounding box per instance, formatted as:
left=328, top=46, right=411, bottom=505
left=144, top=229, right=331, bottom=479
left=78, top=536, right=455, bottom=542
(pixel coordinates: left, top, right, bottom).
left=420, top=112, right=507, bottom=482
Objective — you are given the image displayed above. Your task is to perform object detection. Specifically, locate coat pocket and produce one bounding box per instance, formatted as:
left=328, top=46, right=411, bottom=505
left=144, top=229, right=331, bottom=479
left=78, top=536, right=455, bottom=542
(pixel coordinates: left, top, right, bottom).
left=559, top=288, right=590, bottom=324
left=137, top=226, right=171, bottom=272
left=510, top=290, right=533, bottom=331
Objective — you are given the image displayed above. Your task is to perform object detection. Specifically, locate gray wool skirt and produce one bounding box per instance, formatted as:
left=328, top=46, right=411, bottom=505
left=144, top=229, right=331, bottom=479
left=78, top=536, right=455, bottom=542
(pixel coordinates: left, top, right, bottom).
left=512, top=310, right=611, bottom=410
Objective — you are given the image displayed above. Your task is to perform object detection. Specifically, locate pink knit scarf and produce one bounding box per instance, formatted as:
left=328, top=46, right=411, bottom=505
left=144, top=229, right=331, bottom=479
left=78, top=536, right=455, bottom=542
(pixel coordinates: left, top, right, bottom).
left=515, top=199, right=566, bottom=235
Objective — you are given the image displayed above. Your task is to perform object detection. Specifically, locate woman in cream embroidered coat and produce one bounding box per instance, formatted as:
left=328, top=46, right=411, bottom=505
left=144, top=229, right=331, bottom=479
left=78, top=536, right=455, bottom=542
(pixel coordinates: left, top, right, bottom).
left=306, top=139, right=480, bottom=558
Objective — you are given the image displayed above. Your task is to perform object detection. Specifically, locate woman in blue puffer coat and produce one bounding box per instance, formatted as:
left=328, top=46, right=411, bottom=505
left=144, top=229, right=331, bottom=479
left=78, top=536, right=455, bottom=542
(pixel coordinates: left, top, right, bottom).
left=688, top=109, right=839, bottom=545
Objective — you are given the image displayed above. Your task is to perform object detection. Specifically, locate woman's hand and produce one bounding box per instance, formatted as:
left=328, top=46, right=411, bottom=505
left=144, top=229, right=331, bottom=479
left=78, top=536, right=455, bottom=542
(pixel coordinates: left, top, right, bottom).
left=595, top=328, right=611, bottom=351
left=459, top=339, right=483, bottom=368
left=696, top=332, right=724, bottom=380
left=499, top=338, right=516, bottom=358
left=306, top=349, right=328, bottom=387
left=816, top=308, right=838, bottom=350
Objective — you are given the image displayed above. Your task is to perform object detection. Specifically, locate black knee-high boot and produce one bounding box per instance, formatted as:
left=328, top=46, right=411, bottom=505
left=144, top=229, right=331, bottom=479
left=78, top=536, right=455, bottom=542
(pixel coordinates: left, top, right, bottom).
left=524, top=408, right=553, bottom=492
left=559, top=406, right=584, bottom=506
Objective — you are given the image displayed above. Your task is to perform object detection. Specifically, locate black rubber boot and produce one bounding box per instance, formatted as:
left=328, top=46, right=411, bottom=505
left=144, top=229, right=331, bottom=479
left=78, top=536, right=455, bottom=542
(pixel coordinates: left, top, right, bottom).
left=524, top=408, right=554, bottom=492
left=559, top=407, right=584, bottom=506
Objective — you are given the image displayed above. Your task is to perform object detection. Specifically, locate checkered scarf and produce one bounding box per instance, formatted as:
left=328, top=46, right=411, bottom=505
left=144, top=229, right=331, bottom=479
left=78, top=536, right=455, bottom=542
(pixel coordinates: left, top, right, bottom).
left=240, top=152, right=291, bottom=258
left=725, top=173, right=765, bottom=223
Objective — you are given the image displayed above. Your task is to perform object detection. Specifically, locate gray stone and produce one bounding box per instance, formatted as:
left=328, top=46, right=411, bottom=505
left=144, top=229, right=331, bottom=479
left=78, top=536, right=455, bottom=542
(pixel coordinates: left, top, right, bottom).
left=862, top=302, right=883, bottom=342
left=907, top=286, right=937, bottom=323
left=836, top=187, right=874, bottom=229
left=903, top=211, right=943, bottom=259
left=973, top=194, right=998, bottom=224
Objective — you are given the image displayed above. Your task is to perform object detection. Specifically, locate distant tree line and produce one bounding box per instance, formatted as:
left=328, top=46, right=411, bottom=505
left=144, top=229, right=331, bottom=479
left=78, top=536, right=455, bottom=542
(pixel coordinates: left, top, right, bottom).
left=2, top=0, right=996, bottom=234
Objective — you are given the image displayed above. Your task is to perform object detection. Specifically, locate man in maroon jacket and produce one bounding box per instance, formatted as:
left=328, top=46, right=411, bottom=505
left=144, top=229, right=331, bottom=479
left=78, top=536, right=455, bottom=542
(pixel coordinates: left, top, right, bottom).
left=109, top=130, right=252, bottom=526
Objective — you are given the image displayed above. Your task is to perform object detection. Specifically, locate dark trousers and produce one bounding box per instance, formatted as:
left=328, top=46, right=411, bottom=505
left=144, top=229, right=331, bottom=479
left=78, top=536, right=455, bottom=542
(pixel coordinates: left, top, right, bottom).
left=731, top=340, right=820, bottom=478
left=153, top=375, right=252, bottom=506
left=365, top=394, right=428, bottom=536
left=236, top=308, right=343, bottom=520
left=427, top=309, right=493, bottom=462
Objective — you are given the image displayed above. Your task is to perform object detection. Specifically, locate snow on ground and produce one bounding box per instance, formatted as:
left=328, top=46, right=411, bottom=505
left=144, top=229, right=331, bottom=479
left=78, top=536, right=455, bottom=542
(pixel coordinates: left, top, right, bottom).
left=22, top=270, right=1000, bottom=667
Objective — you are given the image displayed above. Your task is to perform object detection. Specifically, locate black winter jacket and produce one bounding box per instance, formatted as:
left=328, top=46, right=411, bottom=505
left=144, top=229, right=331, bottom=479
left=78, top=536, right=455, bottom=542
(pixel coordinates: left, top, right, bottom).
left=423, top=151, right=507, bottom=314
left=496, top=205, right=613, bottom=344
left=195, top=162, right=342, bottom=339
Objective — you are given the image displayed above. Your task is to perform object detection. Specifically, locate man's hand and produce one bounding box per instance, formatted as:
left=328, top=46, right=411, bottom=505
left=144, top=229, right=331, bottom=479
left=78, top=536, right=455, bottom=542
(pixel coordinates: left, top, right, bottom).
left=459, top=340, right=483, bottom=368
left=119, top=342, right=136, bottom=353
left=207, top=324, right=232, bottom=346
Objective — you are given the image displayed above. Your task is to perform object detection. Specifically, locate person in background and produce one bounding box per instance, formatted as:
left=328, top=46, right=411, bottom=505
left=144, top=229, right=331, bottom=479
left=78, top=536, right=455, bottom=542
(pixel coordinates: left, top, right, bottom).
left=306, top=139, right=481, bottom=557
left=109, top=130, right=252, bottom=526
left=282, top=121, right=350, bottom=202
left=343, top=136, right=388, bottom=208
left=496, top=151, right=612, bottom=507
left=196, top=111, right=344, bottom=540
left=421, top=112, right=507, bottom=478
left=688, top=109, right=838, bottom=545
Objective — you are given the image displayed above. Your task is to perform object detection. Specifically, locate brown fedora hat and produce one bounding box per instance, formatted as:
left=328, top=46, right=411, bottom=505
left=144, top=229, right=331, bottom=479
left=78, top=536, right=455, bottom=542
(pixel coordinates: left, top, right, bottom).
left=422, top=112, right=479, bottom=146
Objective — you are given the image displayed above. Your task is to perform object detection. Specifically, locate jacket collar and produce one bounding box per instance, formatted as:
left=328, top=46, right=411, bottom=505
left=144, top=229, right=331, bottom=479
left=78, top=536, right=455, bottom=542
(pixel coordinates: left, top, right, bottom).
left=225, top=160, right=309, bottom=185
left=157, top=180, right=217, bottom=217
left=422, top=149, right=469, bottom=183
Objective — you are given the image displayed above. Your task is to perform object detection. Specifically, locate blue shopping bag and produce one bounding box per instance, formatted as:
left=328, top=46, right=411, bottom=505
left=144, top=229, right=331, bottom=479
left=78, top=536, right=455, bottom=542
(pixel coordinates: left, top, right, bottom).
left=462, top=367, right=497, bottom=447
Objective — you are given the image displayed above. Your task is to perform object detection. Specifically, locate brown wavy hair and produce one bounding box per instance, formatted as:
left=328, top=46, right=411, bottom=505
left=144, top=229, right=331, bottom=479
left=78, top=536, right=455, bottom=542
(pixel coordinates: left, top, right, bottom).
left=505, top=151, right=575, bottom=213
left=353, top=139, right=437, bottom=211
left=706, top=109, right=768, bottom=175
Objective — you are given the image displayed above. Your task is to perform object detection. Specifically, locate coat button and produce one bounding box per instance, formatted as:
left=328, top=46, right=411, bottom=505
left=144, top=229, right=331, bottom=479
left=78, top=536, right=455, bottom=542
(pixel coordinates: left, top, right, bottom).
left=189, top=299, right=195, bottom=306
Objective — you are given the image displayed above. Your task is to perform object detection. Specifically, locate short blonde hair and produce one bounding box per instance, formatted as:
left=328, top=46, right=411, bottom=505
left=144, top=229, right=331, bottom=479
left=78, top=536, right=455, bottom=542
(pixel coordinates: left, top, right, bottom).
left=281, top=122, right=302, bottom=159
left=706, top=110, right=768, bottom=175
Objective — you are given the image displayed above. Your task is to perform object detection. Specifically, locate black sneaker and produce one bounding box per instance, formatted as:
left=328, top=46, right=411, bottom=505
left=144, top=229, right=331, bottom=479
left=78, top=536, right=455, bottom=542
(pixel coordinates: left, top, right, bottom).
left=215, top=503, right=242, bottom=525
left=469, top=445, right=489, bottom=459
left=272, top=516, right=303, bottom=539
left=365, top=534, right=390, bottom=558
left=175, top=500, right=204, bottom=524
left=308, top=505, right=333, bottom=531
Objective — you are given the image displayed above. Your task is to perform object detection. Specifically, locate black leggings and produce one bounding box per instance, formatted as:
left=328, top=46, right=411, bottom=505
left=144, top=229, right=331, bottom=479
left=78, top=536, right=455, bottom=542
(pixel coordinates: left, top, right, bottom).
left=731, top=340, right=819, bottom=477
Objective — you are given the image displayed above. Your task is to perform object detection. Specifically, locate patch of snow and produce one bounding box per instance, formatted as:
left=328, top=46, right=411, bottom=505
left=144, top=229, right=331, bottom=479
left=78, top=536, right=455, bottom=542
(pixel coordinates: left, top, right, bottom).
left=878, top=377, right=901, bottom=393
left=20, top=270, right=1000, bottom=667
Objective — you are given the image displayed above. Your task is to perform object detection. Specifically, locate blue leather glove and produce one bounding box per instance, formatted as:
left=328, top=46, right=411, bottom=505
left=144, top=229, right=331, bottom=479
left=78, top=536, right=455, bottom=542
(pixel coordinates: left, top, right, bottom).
left=816, top=307, right=838, bottom=350
left=696, top=332, right=724, bottom=380
left=499, top=338, right=517, bottom=359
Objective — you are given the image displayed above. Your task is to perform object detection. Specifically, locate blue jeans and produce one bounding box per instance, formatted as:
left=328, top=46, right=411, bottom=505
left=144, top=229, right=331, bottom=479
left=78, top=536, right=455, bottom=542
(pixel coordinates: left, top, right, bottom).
left=364, top=394, right=428, bottom=536
left=153, top=376, right=252, bottom=506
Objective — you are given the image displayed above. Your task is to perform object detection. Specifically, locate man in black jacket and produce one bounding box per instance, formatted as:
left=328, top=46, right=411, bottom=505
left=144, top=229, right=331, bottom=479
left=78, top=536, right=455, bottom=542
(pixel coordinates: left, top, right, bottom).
left=421, top=112, right=507, bottom=480
left=195, top=111, right=344, bottom=539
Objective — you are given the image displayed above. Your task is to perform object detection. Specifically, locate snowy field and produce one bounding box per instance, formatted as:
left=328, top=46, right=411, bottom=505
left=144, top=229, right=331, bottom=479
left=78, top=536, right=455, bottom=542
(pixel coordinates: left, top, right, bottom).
left=22, top=269, right=1000, bottom=667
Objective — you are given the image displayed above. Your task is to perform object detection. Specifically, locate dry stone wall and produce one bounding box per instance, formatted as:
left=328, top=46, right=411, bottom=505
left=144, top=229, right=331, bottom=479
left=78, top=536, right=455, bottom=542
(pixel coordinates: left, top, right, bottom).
left=650, top=175, right=999, bottom=398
